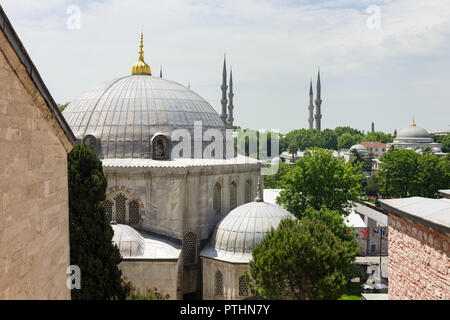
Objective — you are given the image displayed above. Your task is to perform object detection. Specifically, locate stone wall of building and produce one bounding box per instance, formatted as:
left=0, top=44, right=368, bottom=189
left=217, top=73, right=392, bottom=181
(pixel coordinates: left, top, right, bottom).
left=119, top=260, right=179, bottom=300
left=388, top=214, right=449, bottom=300
left=104, top=165, right=260, bottom=242
left=0, top=35, right=71, bottom=299
left=201, top=258, right=250, bottom=300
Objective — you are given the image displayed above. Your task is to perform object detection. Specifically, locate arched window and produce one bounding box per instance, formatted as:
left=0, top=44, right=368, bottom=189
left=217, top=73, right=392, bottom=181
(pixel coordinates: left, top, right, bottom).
left=244, top=180, right=252, bottom=203
left=114, top=194, right=127, bottom=224
left=104, top=200, right=113, bottom=222
left=230, top=181, right=237, bottom=210
left=152, top=134, right=170, bottom=160
left=239, top=276, right=249, bottom=297
left=83, top=135, right=97, bottom=152
left=213, top=183, right=222, bottom=213
left=129, top=200, right=140, bottom=225
left=183, top=232, right=198, bottom=266
left=215, top=271, right=223, bottom=297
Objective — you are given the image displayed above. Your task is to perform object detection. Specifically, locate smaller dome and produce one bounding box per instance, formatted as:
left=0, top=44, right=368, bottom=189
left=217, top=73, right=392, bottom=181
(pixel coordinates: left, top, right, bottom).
left=200, top=199, right=294, bottom=263
left=415, top=149, right=422, bottom=154
left=350, top=144, right=369, bottom=160
left=350, top=144, right=368, bottom=152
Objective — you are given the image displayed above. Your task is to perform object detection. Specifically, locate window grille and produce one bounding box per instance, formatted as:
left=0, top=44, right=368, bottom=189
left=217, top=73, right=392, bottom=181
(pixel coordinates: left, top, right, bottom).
left=213, top=183, right=222, bottom=212
left=215, top=271, right=223, bottom=297
left=244, top=180, right=251, bottom=203
left=230, top=181, right=237, bottom=210
left=115, top=194, right=127, bottom=224
left=183, top=232, right=198, bottom=266
left=104, top=200, right=113, bottom=222
left=129, top=200, right=140, bottom=225
left=239, top=276, right=249, bottom=296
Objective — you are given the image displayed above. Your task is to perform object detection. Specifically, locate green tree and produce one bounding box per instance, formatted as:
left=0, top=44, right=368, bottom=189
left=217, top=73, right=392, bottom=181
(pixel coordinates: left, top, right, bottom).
left=58, top=102, right=69, bottom=112
left=318, top=129, right=338, bottom=150
left=363, top=132, right=394, bottom=144
left=412, top=153, right=449, bottom=198
left=334, top=126, right=362, bottom=137
left=276, top=149, right=362, bottom=217
left=377, top=149, right=419, bottom=198
left=432, top=134, right=449, bottom=153
left=247, top=213, right=358, bottom=300
left=264, top=162, right=295, bottom=189
left=68, top=144, right=128, bottom=300
left=288, top=143, right=299, bottom=162
left=337, top=133, right=356, bottom=150
left=366, top=174, right=379, bottom=196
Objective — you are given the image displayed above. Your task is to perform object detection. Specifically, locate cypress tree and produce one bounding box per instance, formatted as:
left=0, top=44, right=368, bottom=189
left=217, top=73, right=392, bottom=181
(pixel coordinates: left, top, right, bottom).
left=68, top=144, right=128, bottom=299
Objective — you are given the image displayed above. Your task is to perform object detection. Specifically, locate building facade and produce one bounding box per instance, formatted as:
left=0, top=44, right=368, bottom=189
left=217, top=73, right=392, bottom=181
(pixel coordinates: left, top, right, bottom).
left=380, top=197, right=450, bottom=300
left=0, top=6, right=76, bottom=299
left=61, top=34, right=261, bottom=299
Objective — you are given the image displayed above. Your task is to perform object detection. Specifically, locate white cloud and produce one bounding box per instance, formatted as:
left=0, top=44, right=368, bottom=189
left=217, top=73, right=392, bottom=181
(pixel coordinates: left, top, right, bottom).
left=1, top=0, right=449, bottom=133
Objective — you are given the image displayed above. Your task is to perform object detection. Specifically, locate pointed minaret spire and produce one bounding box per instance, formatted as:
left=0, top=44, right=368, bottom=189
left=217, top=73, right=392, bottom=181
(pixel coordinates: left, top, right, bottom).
left=254, top=176, right=263, bottom=202
left=220, top=54, right=228, bottom=126
left=188, top=82, right=190, bottom=89
left=308, top=77, right=314, bottom=129
left=160, top=65, right=162, bottom=78
left=371, top=121, right=375, bottom=133
left=227, top=66, right=234, bottom=129
left=314, top=66, right=322, bottom=131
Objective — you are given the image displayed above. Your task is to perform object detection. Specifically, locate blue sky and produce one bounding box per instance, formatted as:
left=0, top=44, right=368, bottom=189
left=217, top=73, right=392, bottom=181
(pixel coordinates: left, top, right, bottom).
left=1, top=0, right=449, bottom=133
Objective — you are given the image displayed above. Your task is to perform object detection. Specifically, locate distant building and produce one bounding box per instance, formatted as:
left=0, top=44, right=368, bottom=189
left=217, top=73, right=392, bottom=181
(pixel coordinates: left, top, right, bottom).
left=380, top=197, right=450, bottom=300
left=0, top=6, right=76, bottom=299
left=387, top=119, right=444, bottom=155
left=360, top=142, right=387, bottom=159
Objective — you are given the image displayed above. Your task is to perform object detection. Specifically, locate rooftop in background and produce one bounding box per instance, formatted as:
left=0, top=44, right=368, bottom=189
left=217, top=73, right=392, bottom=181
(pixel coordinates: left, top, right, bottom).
left=360, top=142, right=387, bottom=148
left=439, top=190, right=450, bottom=199
left=379, top=197, right=450, bottom=234
left=430, top=131, right=450, bottom=136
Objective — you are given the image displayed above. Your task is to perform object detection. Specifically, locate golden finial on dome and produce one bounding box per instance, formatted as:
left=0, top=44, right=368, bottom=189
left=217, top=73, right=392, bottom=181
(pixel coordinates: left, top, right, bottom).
left=412, top=116, right=416, bottom=127
left=131, top=31, right=152, bottom=75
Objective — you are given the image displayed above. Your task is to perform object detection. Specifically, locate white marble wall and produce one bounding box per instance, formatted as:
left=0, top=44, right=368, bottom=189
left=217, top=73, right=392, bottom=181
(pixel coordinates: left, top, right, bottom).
left=104, top=163, right=261, bottom=242
left=119, top=259, right=179, bottom=300
left=201, top=258, right=251, bottom=300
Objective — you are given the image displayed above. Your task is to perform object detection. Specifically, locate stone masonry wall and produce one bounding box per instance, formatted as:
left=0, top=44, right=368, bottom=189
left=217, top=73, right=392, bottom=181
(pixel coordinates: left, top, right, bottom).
left=0, top=35, right=71, bottom=299
left=388, top=214, right=449, bottom=300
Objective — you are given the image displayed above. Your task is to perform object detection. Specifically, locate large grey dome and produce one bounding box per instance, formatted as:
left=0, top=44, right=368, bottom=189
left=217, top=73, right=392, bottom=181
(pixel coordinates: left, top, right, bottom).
left=62, top=75, right=226, bottom=159
left=200, top=200, right=294, bottom=263
left=397, top=125, right=430, bottom=139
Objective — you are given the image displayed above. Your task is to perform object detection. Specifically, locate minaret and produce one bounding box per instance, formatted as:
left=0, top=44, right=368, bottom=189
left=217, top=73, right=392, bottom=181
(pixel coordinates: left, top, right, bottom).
left=314, top=67, right=322, bottom=131
left=227, top=67, right=234, bottom=128
left=394, top=129, right=397, bottom=136
left=371, top=121, right=375, bottom=133
left=220, top=55, right=228, bottom=126
left=308, top=78, right=314, bottom=129
left=160, top=66, right=162, bottom=78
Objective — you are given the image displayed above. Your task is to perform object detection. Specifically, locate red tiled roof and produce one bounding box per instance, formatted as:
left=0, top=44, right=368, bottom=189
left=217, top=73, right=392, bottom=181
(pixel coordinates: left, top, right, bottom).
left=361, top=142, right=386, bottom=148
